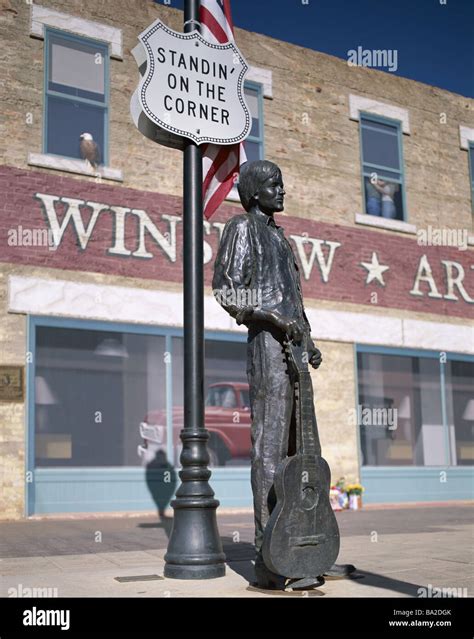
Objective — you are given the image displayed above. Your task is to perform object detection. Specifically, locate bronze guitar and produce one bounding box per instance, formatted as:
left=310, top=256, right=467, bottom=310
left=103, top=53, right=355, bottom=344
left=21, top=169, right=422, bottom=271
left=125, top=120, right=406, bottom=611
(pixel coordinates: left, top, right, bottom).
left=262, top=333, right=340, bottom=578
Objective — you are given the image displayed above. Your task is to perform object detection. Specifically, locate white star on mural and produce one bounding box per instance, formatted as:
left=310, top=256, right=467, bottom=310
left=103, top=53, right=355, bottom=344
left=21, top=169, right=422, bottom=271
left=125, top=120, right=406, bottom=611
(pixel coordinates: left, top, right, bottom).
left=360, top=252, right=390, bottom=286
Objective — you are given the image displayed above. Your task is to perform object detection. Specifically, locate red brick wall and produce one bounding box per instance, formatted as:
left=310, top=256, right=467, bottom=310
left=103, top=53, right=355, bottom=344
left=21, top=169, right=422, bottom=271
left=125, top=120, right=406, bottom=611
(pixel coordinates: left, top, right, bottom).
left=0, top=166, right=472, bottom=319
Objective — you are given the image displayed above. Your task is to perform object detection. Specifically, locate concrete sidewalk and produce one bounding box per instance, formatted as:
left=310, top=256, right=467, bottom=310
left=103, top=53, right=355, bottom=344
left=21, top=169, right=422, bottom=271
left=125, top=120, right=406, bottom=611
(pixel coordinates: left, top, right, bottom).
left=0, top=504, right=472, bottom=598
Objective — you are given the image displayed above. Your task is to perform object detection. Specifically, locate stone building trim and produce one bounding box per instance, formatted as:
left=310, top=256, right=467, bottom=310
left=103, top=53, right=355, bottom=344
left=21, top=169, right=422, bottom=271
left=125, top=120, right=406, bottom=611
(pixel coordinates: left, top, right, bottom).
left=30, top=4, right=123, bottom=59
left=8, top=275, right=473, bottom=355
left=354, top=213, right=417, bottom=235
left=349, top=94, right=410, bottom=134
left=27, top=153, right=123, bottom=182
left=459, top=125, right=474, bottom=150
left=245, top=66, right=273, bottom=99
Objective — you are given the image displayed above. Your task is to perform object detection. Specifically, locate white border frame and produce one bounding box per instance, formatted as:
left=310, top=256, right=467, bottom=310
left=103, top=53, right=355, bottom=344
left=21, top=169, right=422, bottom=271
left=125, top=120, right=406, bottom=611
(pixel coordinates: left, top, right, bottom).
left=8, top=275, right=473, bottom=355
left=30, top=4, right=123, bottom=59
left=349, top=94, right=410, bottom=134
left=459, top=125, right=474, bottom=150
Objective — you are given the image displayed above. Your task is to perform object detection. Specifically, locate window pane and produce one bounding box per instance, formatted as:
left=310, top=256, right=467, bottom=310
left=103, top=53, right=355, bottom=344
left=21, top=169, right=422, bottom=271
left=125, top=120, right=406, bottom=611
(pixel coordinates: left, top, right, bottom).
left=363, top=176, right=404, bottom=220
left=361, top=121, right=400, bottom=170
left=363, top=167, right=401, bottom=182
left=446, top=360, right=474, bottom=466
left=171, top=337, right=250, bottom=467
left=362, top=118, right=398, bottom=135
left=35, top=327, right=167, bottom=468
left=469, top=146, right=474, bottom=186
left=46, top=96, right=104, bottom=161
left=49, top=34, right=106, bottom=101
left=357, top=353, right=445, bottom=466
left=245, top=85, right=260, bottom=137
left=244, top=140, right=261, bottom=163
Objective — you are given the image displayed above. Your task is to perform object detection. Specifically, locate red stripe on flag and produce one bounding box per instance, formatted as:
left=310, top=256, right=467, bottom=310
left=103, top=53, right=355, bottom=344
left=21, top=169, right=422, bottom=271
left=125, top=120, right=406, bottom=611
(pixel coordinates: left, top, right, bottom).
left=201, top=0, right=241, bottom=219
left=204, top=170, right=236, bottom=219
left=200, top=5, right=229, bottom=43
left=203, top=145, right=234, bottom=193
left=222, top=0, right=234, bottom=32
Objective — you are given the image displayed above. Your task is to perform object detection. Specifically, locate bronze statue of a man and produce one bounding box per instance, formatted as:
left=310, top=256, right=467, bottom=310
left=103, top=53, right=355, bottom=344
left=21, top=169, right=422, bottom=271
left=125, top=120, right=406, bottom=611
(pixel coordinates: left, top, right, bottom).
left=213, top=160, right=352, bottom=589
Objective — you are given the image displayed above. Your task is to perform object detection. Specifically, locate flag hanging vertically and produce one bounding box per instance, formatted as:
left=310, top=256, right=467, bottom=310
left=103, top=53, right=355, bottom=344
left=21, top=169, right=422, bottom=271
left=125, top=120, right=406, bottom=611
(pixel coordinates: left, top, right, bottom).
left=200, top=0, right=247, bottom=219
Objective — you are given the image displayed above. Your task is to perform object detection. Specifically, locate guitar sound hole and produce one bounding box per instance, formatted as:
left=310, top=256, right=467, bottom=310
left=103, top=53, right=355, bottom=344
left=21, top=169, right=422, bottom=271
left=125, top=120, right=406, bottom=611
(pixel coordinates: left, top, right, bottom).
left=301, top=486, right=318, bottom=510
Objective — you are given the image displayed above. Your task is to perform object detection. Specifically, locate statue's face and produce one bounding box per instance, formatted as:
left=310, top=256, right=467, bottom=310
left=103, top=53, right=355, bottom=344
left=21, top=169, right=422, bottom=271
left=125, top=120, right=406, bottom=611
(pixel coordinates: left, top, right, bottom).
left=255, top=171, right=285, bottom=214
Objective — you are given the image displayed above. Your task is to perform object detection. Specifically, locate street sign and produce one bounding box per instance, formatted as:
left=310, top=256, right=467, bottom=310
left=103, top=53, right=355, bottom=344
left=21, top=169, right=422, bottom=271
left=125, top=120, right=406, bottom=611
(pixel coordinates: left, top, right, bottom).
left=136, top=19, right=251, bottom=146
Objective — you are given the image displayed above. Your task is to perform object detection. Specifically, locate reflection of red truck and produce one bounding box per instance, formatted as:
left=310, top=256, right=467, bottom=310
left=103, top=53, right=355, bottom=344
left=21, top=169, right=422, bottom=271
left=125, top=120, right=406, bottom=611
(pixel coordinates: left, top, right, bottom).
left=138, top=382, right=251, bottom=467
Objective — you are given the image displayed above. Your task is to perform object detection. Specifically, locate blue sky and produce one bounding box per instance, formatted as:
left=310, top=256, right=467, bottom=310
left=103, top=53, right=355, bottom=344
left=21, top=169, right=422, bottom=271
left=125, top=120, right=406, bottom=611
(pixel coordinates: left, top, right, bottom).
left=156, top=0, right=473, bottom=97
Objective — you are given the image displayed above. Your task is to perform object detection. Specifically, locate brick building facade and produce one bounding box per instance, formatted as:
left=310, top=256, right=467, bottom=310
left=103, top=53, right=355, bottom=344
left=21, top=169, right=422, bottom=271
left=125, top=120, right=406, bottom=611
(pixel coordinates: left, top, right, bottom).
left=0, top=0, right=472, bottom=519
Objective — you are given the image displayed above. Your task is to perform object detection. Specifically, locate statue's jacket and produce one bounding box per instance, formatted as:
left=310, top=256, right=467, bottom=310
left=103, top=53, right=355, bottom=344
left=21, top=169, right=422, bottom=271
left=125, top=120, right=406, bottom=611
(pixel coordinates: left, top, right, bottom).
left=212, top=208, right=312, bottom=333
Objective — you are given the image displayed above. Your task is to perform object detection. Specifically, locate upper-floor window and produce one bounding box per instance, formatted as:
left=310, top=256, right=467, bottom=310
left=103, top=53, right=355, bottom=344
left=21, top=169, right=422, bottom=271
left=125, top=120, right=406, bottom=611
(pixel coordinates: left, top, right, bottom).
left=44, top=28, right=109, bottom=165
left=468, top=142, right=474, bottom=213
left=360, top=113, right=406, bottom=221
left=243, top=81, right=264, bottom=162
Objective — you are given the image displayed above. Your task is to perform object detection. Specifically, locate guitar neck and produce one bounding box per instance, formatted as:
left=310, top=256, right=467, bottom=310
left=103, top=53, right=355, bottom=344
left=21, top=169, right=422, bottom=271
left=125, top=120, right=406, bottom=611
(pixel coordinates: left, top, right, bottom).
left=298, top=371, right=317, bottom=460
left=287, top=336, right=318, bottom=462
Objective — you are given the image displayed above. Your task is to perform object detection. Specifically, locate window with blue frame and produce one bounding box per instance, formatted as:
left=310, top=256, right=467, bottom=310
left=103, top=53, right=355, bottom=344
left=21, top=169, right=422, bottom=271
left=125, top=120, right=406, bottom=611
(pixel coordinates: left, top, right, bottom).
left=33, top=324, right=249, bottom=470
left=357, top=349, right=473, bottom=467
left=243, top=81, right=264, bottom=162
left=360, top=113, right=406, bottom=221
left=44, top=28, right=109, bottom=164
left=468, top=142, right=474, bottom=213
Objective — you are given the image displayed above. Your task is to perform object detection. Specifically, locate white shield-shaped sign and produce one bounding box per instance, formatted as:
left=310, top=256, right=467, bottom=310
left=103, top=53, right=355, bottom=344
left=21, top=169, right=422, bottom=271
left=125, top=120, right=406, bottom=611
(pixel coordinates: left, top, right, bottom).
left=137, top=19, right=251, bottom=146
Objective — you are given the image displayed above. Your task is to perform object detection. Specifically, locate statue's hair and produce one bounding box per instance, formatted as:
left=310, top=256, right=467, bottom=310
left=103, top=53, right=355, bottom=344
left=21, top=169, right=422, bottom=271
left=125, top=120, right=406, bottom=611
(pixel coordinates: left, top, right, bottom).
left=237, top=160, right=281, bottom=212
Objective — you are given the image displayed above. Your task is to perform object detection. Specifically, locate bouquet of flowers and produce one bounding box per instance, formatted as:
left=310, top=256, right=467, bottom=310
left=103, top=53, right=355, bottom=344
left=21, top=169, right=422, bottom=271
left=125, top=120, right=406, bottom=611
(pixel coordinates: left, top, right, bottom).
left=345, top=482, right=364, bottom=510
left=345, top=482, right=364, bottom=496
left=330, top=477, right=349, bottom=511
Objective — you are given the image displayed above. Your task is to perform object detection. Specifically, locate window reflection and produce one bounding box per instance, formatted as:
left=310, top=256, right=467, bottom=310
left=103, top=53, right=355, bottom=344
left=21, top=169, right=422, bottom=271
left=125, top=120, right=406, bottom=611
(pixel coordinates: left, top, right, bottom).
left=446, top=360, right=474, bottom=466
left=35, top=328, right=251, bottom=470
left=358, top=352, right=446, bottom=466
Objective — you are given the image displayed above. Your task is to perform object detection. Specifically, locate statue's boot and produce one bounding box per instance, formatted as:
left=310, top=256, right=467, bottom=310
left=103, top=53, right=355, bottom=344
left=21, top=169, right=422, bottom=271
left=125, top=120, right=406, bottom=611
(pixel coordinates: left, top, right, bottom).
left=324, top=563, right=356, bottom=577
left=285, top=575, right=325, bottom=591
left=254, top=553, right=286, bottom=590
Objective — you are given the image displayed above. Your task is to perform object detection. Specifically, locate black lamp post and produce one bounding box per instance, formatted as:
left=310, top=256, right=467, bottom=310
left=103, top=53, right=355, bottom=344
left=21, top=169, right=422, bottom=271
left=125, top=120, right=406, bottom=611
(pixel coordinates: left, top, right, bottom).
left=163, top=0, right=226, bottom=580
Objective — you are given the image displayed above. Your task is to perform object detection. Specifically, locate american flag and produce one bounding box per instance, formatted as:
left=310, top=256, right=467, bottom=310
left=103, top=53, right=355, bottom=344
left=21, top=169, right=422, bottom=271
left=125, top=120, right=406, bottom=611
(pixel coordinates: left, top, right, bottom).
left=200, top=0, right=247, bottom=219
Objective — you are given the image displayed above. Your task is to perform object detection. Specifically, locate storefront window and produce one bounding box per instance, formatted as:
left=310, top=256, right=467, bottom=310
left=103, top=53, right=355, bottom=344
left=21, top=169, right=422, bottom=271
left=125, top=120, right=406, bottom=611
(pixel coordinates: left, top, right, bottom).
left=170, top=337, right=250, bottom=467
left=358, top=351, right=447, bottom=466
left=35, top=327, right=166, bottom=467
left=446, top=360, right=474, bottom=466
left=35, top=326, right=250, bottom=470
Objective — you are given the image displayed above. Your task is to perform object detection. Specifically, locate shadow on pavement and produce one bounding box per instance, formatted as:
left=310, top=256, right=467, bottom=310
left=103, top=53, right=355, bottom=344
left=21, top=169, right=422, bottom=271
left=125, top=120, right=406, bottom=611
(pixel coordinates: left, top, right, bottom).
left=221, top=537, right=426, bottom=597
left=222, top=538, right=256, bottom=584
left=137, top=516, right=173, bottom=538
left=345, top=569, right=424, bottom=597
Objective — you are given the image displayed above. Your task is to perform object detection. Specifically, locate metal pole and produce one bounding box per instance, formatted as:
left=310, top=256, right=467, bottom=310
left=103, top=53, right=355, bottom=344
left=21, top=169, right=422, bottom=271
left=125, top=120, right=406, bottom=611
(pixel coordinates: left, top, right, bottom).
left=164, top=0, right=226, bottom=580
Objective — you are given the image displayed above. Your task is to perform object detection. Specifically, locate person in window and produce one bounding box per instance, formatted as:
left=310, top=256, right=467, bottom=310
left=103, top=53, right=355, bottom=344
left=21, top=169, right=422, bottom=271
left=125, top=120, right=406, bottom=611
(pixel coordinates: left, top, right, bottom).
left=213, top=160, right=353, bottom=589
left=365, top=178, right=382, bottom=216
left=373, top=179, right=399, bottom=219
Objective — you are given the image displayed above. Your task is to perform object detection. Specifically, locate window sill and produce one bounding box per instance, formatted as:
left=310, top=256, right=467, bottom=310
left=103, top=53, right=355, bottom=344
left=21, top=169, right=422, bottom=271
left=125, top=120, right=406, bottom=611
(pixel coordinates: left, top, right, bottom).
left=28, top=153, right=123, bottom=182
left=355, top=213, right=417, bottom=234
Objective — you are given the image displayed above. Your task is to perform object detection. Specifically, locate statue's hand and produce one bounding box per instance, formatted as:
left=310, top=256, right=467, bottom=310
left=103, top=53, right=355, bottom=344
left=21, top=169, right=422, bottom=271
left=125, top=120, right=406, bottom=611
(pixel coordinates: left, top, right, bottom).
left=273, top=315, right=306, bottom=343
left=309, top=346, right=322, bottom=369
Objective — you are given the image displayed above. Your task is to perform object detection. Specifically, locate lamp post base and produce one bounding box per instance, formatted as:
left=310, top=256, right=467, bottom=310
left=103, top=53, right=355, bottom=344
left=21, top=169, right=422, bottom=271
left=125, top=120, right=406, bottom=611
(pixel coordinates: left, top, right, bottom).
left=164, top=501, right=226, bottom=579
left=163, top=432, right=226, bottom=580
left=164, top=563, right=226, bottom=580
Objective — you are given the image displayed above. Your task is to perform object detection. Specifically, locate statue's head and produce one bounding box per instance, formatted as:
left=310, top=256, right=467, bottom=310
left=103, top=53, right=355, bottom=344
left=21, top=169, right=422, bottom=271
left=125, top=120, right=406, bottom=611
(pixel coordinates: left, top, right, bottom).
left=237, top=160, right=285, bottom=214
